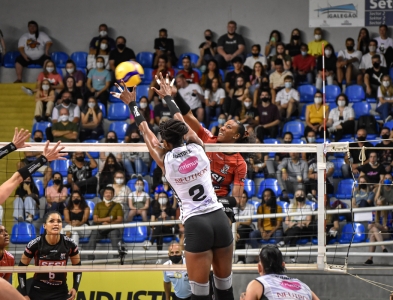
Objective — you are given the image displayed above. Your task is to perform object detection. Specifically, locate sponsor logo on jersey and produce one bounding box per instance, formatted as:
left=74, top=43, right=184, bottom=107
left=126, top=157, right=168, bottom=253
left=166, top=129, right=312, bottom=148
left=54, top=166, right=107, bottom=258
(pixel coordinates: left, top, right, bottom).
left=280, top=280, right=301, bottom=291
left=178, top=156, right=198, bottom=174
left=220, top=164, right=230, bottom=174
left=276, top=292, right=307, bottom=299
left=39, top=260, right=67, bottom=266
left=174, top=167, right=208, bottom=185
left=60, top=253, right=66, bottom=260
left=211, top=172, right=225, bottom=183
left=173, top=149, right=191, bottom=158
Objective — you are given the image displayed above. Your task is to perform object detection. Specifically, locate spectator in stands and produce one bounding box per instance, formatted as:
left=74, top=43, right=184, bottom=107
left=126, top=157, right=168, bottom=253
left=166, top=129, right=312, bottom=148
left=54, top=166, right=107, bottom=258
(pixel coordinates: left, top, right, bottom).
left=270, top=42, right=291, bottom=72
left=248, top=142, right=269, bottom=179
left=128, top=176, right=150, bottom=222
left=52, top=92, right=80, bottom=123
left=210, top=114, right=226, bottom=137
left=154, top=176, right=174, bottom=207
left=86, top=186, right=124, bottom=260
left=255, top=89, right=280, bottom=141
left=15, top=21, right=52, bottom=83
left=236, top=96, right=259, bottom=129
left=0, top=29, right=6, bottom=57
left=358, top=39, right=387, bottom=82
left=303, top=131, right=317, bottom=166
left=275, top=75, right=299, bottom=121
left=375, top=173, right=393, bottom=205
left=149, top=55, right=175, bottom=104
left=249, top=62, right=265, bottom=96
left=215, top=20, right=245, bottom=69
left=57, top=76, right=84, bottom=108
left=269, top=59, right=293, bottom=102
left=51, top=107, right=78, bottom=142
left=125, top=97, right=155, bottom=141
left=252, top=75, right=270, bottom=107
left=357, top=28, right=370, bottom=55
left=176, top=74, right=204, bottom=122
left=63, top=191, right=91, bottom=246
left=244, top=44, right=268, bottom=70
left=308, top=153, right=335, bottom=197
left=376, top=24, right=393, bottom=66
left=304, top=91, right=329, bottom=136
left=325, top=200, right=346, bottom=245
left=224, top=75, right=249, bottom=120
left=109, top=36, right=136, bottom=72
left=123, top=130, right=150, bottom=177
left=153, top=28, right=177, bottom=68
left=34, top=79, right=55, bottom=122
left=154, top=99, right=171, bottom=126
left=308, top=27, right=328, bottom=57
left=265, top=30, right=281, bottom=59
left=13, top=176, right=39, bottom=223
left=265, top=132, right=293, bottom=177
left=79, top=97, right=103, bottom=142
left=316, top=44, right=337, bottom=91
left=377, top=74, right=393, bottom=122
left=204, top=77, right=225, bottom=126
left=196, top=29, right=217, bottom=68
left=99, top=132, right=123, bottom=170
left=359, top=151, right=386, bottom=189
left=285, top=28, right=302, bottom=58
left=36, top=59, right=64, bottom=93
left=86, top=56, right=111, bottom=108
left=327, top=93, right=355, bottom=141
left=87, top=37, right=111, bottom=70
left=352, top=175, right=375, bottom=207
left=177, top=55, right=200, bottom=83
left=277, top=152, right=309, bottom=195
left=64, top=60, right=84, bottom=89
left=364, top=55, right=388, bottom=97
left=224, top=56, right=250, bottom=93
left=89, top=24, right=116, bottom=53
left=200, top=59, right=222, bottom=90
left=45, top=172, right=67, bottom=214
left=376, top=127, right=393, bottom=173
left=68, top=151, right=98, bottom=195
left=336, top=38, right=362, bottom=88
left=292, top=43, right=315, bottom=85
left=99, top=153, right=124, bottom=194
left=107, top=171, right=131, bottom=214
left=249, top=189, right=283, bottom=251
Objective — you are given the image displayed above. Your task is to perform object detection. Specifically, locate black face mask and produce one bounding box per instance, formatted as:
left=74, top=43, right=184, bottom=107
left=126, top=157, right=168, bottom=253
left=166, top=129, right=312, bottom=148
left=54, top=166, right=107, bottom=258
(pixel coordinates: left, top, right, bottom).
left=283, top=141, right=292, bottom=144
left=117, top=43, right=126, bottom=50
left=261, top=97, right=270, bottom=103
left=296, top=196, right=305, bottom=202
left=292, top=35, right=300, bottom=40
left=34, top=137, right=43, bottom=142
left=73, top=200, right=81, bottom=205
left=108, top=164, right=115, bottom=169
left=205, top=35, right=212, bottom=41
left=382, top=134, right=390, bottom=139
left=169, top=255, right=182, bottom=264
left=359, top=184, right=367, bottom=190
left=357, top=136, right=366, bottom=142
left=75, top=156, right=84, bottom=162
left=261, top=82, right=269, bottom=88
left=265, top=198, right=274, bottom=206
left=252, top=52, right=259, bottom=57
left=53, top=179, right=62, bottom=185
left=107, top=138, right=116, bottom=143
left=24, top=181, right=31, bottom=185
left=373, top=62, right=380, bottom=68
left=347, top=45, right=354, bottom=51
left=131, top=138, right=140, bottom=143
left=63, top=99, right=71, bottom=105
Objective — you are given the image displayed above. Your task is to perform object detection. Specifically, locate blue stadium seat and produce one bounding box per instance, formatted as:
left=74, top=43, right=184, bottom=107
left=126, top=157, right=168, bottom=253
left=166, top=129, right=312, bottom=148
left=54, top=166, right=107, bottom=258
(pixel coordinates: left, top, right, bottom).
left=390, top=68, right=393, bottom=81
left=82, top=140, right=99, bottom=158
left=366, top=97, right=377, bottom=103
left=86, top=200, right=95, bottom=220
left=98, top=239, right=111, bottom=244
left=123, top=224, right=148, bottom=243
left=331, top=158, right=344, bottom=178
left=208, top=121, right=218, bottom=131
left=70, top=51, right=88, bottom=68
left=282, top=121, right=304, bottom=139
left=84, top=193, right=97, bottom=200
left=108, top=121, right=128, bottom=139
left=297, top=237, right=310, bottom=245
left=127, top=178, right=149, bottom=192
left=339, top=223, right=366, bottom=244
left=219, top=69, right=225, bottom=82
left=32, top=121, right=51, bottom=140
left=277, top=201, right=289, bottom=215
left=335, top=179, right=355, bottom=199
left=11, top=223, right=36, bottom=244
left=107, top=103, right=130, bottom=121
left=258, top=238, right=278, bottom=245
left=193, top=68, right=202, bottom=78
left=352, top=102, right=371, bottom=119
left=325, top=85, right=341, bottom=103
left=312, top=237, right=337, bottom=245
left=298, top=85, right=317, bottom=103
left=51, top=51, right=69, bottom=68
left=263, top=138, right=280, bottom=144
left=384, top=121, right=393, bottom=131
left=136, top=52, right=154, bottom=68
left=306, top=200, right=318, bottom=211
left=315, top=138, right=331, bottom=143
left=141, top=68, right=153, bottom=84
left=136, top=85, right=150, bottom=99
left=97, top=102, right=106, bottom=118
left=244, top=179, right=256, bottom=197
left=247, top=200, right=261, bottom=214
left=3, top=51, right=20, bottom=68
left=27, top=63, right=41, bottom=69
left=150, top=160, right=157, bottom=177
left=177, top=53, right=199, bottom=69
left=257, top=179, right=282, bottom=199
left=34, top=179, right=45, bottom=198
left=50, top=159, right=72, bottom=177
left=292, top=138, right=306, bottom=144
left=345, top=85, right=365, bottom=102
left=79, top=237, right=90, bottom=244
left=300, top=105, right=307, bottom=121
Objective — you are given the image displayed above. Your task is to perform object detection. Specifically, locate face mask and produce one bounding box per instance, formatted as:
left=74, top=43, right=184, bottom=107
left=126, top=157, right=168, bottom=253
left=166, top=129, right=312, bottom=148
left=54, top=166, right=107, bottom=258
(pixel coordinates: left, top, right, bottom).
left=347, top=46, right=354, bottom=51
left=381, top=134, right=390, bottom=139
left=296, top=196, right=305, bottom=202
left=34, top=137, right=43, bottom=142
left=46, top=67, right=54, bottom=73
left=96, top=62, right=104, bottom=68
left=136, top=185, right=143, bottom=192
left=131, top=138, right=140, bottom=143
left=66, top=68, right=74, bottom=74
left=325, top=49, right=332, bottom=57
left=107, top=138, right=116, bottom=143
left=284, top=82, right=292, bottom=89
left=292, top=35, right=300, bottom=40
left=218, top=118, right=226, bottom=125
left=24, top=181, right=31, bottom=185
left=314, top=34, right=321, bottom=41
left=301, top=51, right=308, bottom=56
left=261, top=97, right=270, bottom=103
left=314, top=97, right=322, bottom=104
left=205, top=35, right=212, bottom=41
left=100, top=43, right=108, bottom=51
left=162, top=99, right=166, bottom=105
left=261, top=82, right=269, bottom=89
left=359, top=184, right=367, bottom=190
left=140, top=102, right=148, bottom=109
left=158, top=197, right=168, bottom=205
left=384, top=179, right=392, bottom=185
left=59, top=115, right=69, bottom=122
left=283, top=140, right=292, bottom=144
left=244, top=102, right=252, bottom=108
left=88, top=103, right=95, bottom=108
left=265, top=198, right=273, bottom=206
left=75, top=156, right=84, bottom=162
left=369, top=46, right=376, bottom=52
left=73, top=200, right=81, bottom=205
left=307, top=136, right=316, bottom=143
left=53, top=179, right=62, bottom=185
left=117, top=43, right=125, bottom=50
left=99, top=31, right=107, bottom=37
left=42, top=84, right=50, bottom=91
left=383, top=81, right=390, bottom=87
left=108, top=164, right=115, bottom=169
left=103, top=198, right=112, bottom=204
left=252, top=52, right=259, bottom=57
left=169, top=255, right=182, bottom=264
left=338, top=100, right=346, bottom=107
left=357, top=136, right=366, bottom=142
left=115, top=178, right=124, bottom=185
left=373, top=62, right=380, bottom=68
left=63, top=99, right=71, bottom=106
left=162, top=177, right=167, bottom=183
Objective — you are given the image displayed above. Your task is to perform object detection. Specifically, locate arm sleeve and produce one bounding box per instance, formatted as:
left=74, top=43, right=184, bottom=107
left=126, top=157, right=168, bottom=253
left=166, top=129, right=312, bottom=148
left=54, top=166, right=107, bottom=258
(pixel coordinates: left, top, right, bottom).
left=0, top=143, right=16, bottom=160
left=69, top=239, right=80, bottom=257
left=40, top=32, right=52, bottom=44
left=217, top=35, right=224, bottom=48
left=237, top=34, right=245, bottom=46
left=23, top=238, right=38, bottom=258
left=233, top=159, right=247, bottom=186
left=18, top=34, right=26, bottom=48
left=163, top=271, right=170, bottom=282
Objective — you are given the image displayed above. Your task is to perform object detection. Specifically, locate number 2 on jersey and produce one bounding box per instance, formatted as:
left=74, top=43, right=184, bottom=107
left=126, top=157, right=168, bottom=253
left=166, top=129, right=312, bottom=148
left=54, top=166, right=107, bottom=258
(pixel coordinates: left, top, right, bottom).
left=189, top=184, right=206, bottom=201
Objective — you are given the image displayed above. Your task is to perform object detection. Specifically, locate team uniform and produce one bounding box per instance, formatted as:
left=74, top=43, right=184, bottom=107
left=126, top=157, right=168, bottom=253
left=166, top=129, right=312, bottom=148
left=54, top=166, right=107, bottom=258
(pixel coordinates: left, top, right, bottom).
left=23, top=234, right=79, bottom=300
left=163, top=258, right=192, bottom=300
left=0, top=250, right=15, bottom=280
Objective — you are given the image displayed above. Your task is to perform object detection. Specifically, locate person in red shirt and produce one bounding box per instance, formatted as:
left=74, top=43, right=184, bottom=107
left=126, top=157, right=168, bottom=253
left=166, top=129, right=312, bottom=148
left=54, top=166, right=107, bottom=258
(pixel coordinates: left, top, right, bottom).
left=36, top=59, right=64, bottom=93
left=292, top=43, right=316, bottom=86
left=177, top=55, right=200, bottom=84
left=0, top=225, right=14, bottom=282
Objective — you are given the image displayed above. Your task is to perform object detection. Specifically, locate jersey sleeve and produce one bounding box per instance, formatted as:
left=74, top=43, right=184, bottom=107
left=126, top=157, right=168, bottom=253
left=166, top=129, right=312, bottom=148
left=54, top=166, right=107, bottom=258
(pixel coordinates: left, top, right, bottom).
left=233, top=157, right=247, bottom=186
left=66, top=236, right=80, bottom=257
left=197, top=124, right=214, bottom=142
left=24, top=237, right=40, bottom=258
left=163, top=271, right=170, bottom=282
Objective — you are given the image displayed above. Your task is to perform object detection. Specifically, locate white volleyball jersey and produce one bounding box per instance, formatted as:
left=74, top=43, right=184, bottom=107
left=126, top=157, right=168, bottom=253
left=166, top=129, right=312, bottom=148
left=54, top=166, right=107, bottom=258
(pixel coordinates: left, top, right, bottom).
left=255, top=274, right=312, bottom=300
left=164, top=143, right=222, bottom=223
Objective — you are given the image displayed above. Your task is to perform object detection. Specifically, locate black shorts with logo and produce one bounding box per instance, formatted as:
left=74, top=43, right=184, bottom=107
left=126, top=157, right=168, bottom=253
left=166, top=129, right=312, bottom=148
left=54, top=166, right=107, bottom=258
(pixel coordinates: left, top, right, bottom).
left=29, top=280, right=69, bottom=300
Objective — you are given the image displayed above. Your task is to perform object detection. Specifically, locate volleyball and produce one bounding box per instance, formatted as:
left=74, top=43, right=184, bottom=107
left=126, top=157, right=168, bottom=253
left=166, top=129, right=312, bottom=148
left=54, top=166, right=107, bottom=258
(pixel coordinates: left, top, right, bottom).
left=115, top=61, right=144, bottom=87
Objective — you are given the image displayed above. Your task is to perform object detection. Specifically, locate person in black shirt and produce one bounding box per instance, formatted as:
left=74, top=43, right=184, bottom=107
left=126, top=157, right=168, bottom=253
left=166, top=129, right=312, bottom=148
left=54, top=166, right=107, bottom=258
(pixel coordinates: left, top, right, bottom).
left=359, top=151, right=386, bottom=189
left=67, top=152, right=98, bottom=194
left=364, top=54, right=388, bottom=97
left=196, top=29, right=217, bottom=67
left=108, top=36, right=136, bottom=73
left=285, top=28, right=302, bottom=58
left=376, top=127, right=393, bottom=173
left=18, top=211, right=82, bottom=300
left=154, top=100, right=171, bottom=126
left=224, top=56, right=250, bottom=93
left=316, top=43, right=337, bottom=91
left=153, top=28, right=177, bottom=68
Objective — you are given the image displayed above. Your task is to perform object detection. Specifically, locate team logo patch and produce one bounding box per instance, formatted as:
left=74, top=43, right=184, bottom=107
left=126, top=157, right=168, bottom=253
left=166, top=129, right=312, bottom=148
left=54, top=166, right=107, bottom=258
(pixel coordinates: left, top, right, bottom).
left=60, top=253, right=66, bottom=260
left=220, top=164, right=230, bottom=174
left=280, top=280, right=301, bottom=291
left=178, top=156, right=198, bottom=174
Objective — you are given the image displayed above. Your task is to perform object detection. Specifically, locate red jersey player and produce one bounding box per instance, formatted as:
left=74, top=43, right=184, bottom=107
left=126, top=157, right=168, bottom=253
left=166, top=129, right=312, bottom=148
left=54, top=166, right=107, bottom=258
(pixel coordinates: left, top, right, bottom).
left=0, top=225, right=15, bottom=282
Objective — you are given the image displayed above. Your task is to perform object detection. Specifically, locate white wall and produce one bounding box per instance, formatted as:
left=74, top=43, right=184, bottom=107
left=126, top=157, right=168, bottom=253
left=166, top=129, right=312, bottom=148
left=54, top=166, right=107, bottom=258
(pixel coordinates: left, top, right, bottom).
left=0, top=0, right=384, bottom=57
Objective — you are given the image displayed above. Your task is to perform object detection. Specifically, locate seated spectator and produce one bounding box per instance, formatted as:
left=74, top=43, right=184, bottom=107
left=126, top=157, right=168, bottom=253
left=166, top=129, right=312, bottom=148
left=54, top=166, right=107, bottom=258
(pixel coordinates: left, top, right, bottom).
left=255, top=89, right=280, bottom=141
left=265, top=30, right=281, bottom=59
left=57, top=76, right=84, bottom=108
left=99, top=153, right=124, bottom=194
left=51, top=107, right=78, bottom=142
left=376, top=127, right=393, bottom=173
left=215, top=20, right=245, bottom=69
left=210, top=114, right=226, bottom=136
left=358, top=39, right=387, bottom=82
left=52, top=93, right=81, bottom=123
left=316, top=43, right=337, bottom=90
left=154, top=176, right=174, bottom=207
left=359, top=151, right=385, bottom=189
left=224, top=75, right=249, bottom=120
left=234, top=191, right=255, bottom=264
left=13, top=176, right=39, bottom=223
left=249, top=62, right=265, bottom=96
left=64, top=60, right=85, bottom=89
left=107, top=171, right=131, bottom=215
left=325, top=200, right=345, bottom=245
left=86, top=56, right=111, bottom=108
left=357, top=28, right=370, bottom=55
left=68, top=151, right=98, bottom=195
left=327, top=94, right=355, bottom=141
left=34, top=79, right=55, bottom=122
left=205, top=77, right=225, bottom=125
left=292, top=43, right=315, bottom=85
left=15, top=21, right=52, bottom=83
left=36, top=59, right=64, bottom=93
left=87, top=37, right=111, bottom=70
left=109, top=36, right=136, bottom=72
left=196, top=29, right=217, bottom=68
left=307, top=27, right=328, bottom=57
left=200, top=59, right=222, bottom=90
left=45, top=172, right=68, bottom=215
left=177, top=55, right=200, bottom=83
left=269, top=59, right=293, bottom=101
left=63, top=191, right=91, bottom=246
left=304, top=92, right=329, bottom=136
left=252, top=75, right=270, bottom=107
left=153, top=28, right=177, bottom=68
left=89, top=24, right=116, bottom=54
left=376, top=24, right=393, bottom=67
left=285, top=28, right=302, bottom=58
left=275, top=75, right=299, bottom=121
left=336, top=38, right=362, bottom=88
left=277, top=152, right=308, bottom=195
left=149, top=55, right=175, bottom=103
left=236, top=96, right=259, bottom=129
left=123, top=130, right=150, bottom=177
left=128, top=176, right=150, bottom=222
left=176, top=74, right=204, bottom=122
left=86, top=186, right=124, bottom=260
left=247, top=142, right=269, bottom=179
left=303, top=131, right=317, bottom=166
left=244, top=44, right=268, bottom=70
left=153, top=98, right=171, bottom=126
left=79, top=97, right=103, bottom=142
left=224, top=56, right=250, bottom=93
left=143, top=193, right=175, bottom=250
left=377, top=74, right=393, bottom=122
left=99, top=132, right=123, bottom=168
left=352, top=175, right=375, bottom=207
left=375, top=174, right=393, bottom=205
left=364, top=54, right=388, bottom=97
left=308, top=154, right=335, bottom=197
left=270, top=42, right=291, bottom=71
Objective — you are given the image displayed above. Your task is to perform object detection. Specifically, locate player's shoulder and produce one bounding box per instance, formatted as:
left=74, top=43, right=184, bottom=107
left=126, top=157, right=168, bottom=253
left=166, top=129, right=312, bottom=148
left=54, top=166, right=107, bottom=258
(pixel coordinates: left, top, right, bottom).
left=26, top=235, right=41, bottom=248
left=4, top=250, right=14, bottom=260
left=63, top=235, right=78, bottom=247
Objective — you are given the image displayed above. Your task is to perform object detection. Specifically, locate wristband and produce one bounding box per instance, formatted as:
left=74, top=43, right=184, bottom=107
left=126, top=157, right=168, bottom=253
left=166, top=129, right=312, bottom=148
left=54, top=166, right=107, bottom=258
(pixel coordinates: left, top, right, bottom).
left=18, top=155, right=48, bottom=180
left=72, top=261, right=82, bottom=291
left=0, top=142, right=16, bottom=160
left=128, top=101, right=146, bottom=126
left=18, top=261, right=28, bottom=296
left=174, top=93, right=191, bottom=115
left=163, top=95, right=181, bottom=116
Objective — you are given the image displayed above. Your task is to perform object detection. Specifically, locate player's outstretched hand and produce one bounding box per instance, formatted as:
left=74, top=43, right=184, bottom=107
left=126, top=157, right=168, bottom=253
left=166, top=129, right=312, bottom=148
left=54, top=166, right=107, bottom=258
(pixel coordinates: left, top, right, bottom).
left=67, top=288, right=77, bottom=300
left=111, top=81, right=136, bottom=105
left=42, top=141, right=68, bottom=162
left=12, top=127, right=31, bottom=149
left=151, top=73, right=175, bottom=98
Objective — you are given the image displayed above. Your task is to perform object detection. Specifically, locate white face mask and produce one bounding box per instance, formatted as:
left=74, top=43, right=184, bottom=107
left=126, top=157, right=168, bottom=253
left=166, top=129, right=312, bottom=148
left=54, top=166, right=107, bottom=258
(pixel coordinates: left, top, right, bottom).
left=158, top=197, right=168, bottom=205
left=307, top=136, right=316, bottom=143
left=314, top=34, right=322, bottom=41
left=99, top=31, right=107, bottom=37
left=88, top=103, right=95, bottom=108
left=100, top=43, right=108, bottom=50
left=103, top=198, right=112, bottom=204
left=369, top=46, right=376, bottom=52
left=218, top=118, right=226, bottom=125
left=136, top=185, right=143, bottom=192
left=338, top=100, right=346, bottom=107
left=46, top=67, right=54, bottom=73
left=66, top=68, right=74, bottom=74
left=115, top=178, right=124, bottom=184
left=383, top=81, right=390, bottom=87
left=59, top=115, right=69, bottom=122
left=314, top=97, right=322, bottom=104
left=162, top=176, right=167, bottom=183
left=96, top=62, right=104, bottom=69
left=324, top=49, right=332, bottom=56
left=139, top=102, right=148, bottom=109
left=42, top=84, right=50, bottom=91
left=244, top=102, right=252, bottom=108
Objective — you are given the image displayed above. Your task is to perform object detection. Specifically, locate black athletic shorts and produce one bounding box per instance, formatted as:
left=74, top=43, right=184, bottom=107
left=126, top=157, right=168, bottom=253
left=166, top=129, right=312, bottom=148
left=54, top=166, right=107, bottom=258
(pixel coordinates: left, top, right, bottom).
left=16, top=54, right=50, bottom=67
left=29, top=280, right=69, bottom=300
left=184, top=209, right=233, bottom=253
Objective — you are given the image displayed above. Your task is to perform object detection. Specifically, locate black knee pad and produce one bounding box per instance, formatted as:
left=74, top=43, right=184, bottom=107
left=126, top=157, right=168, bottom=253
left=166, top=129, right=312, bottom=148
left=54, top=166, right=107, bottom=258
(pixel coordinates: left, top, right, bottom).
left=215, top=286, right=234, bottom=300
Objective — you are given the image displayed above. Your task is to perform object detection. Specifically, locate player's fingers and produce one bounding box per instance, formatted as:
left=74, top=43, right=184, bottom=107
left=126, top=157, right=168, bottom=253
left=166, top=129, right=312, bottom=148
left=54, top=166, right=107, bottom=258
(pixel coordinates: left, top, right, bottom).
left=13, top=127, right=18, bottom=140
left=170, top=78, right=175, bottom=87
left=110, top=92, right=121, bottom=99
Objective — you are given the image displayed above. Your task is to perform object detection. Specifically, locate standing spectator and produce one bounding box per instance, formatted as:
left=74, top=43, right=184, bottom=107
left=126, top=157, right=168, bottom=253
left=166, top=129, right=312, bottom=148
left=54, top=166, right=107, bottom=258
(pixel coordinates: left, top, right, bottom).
left=285, top=28, right=302, bottom=58
left=123, top=130, right=150, bottom=177
left=265, top=30, right=282, bottom=59
left=215, top=20, right=246, bottom=69
left=79, top=97, right=103, bottom=142
left=13, top=176, right=39, bottom=223
left=57, top=76, right=84, bottom=107
left=153, top=28, right=177, bottom=68
left=35, top=59, right=64, bottom=94
left=270, top=42, right=291, bottom=71
left=336, top=38, right=362, bottom=88
left=200, top=59, right=222, bottom=90
left=357, top=28, right=370, bottom=55
left=236, top=96, right=259, bottom=129
left=256, top=90, right=280, bottom=141
left=148, top=55, right=175, bottom=104
left=316, top=44, right=337, bottom=90
left=205, top=77, right=225, bottom=124
left=224, top=76, right=249, bottom=120
left=89, top=24, right=116, bottom=53
left=269, top=59, right=293, bottom=102
left=109, top=36, right=136, bottom=72
left=34, top=79, right=55, bottom=122
left=275, top=75, right=299, bottom=121
left=68, top=151, right=98, bottom=195
left=127, top=177, right=150, bottom=222
left=224, top=56, right=250, bottom=93
left=52, top=93, right=81, bottom=123
left=376, top=127, right=393, bottom=173
left=99, top=153, right=124, bottom=193
left=277, top=153, right=309, bottom=194
left=125, top=96, right=155, bottom=141
left=377, top=74, right=393, bottom=122
left=304, top=91, right=329, bottom=136
left=45, top=172, right=68, bottom=214
left=51, top=108, right=78, bottom=142
left=86, top=56, right=111, bottom=107
left=292, top=43, right=316, bottom=85
left=177, top=55, right=200, bottom=83
left=375, top=24, right=393, bottom=65
left=364, top=55, right=388, bottom=97
left=307, top=27, right=328, bottom=57
left=327, top=94, right=355, bottom=141
left=107, top=171, right=131, bottom=214
left=249, top=62, right=265, bottom=96
left=176, top=74, right=204, bottom=122
left=87, top=37, right=111, bottom=70
left=64, top=60, right=85, bottom=89
left=359, top=39, right=386, bottom=73
left=15, top=21, right=52, bottom=83
left=244, top=44, right=268, bottom=70
left=375, top=174, right=393, bottom=205
left=359, top=151, right=386, bottom=189
left=196, top=29, right=217, bottom=67
left=352, top=176, right=375, bottom=207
